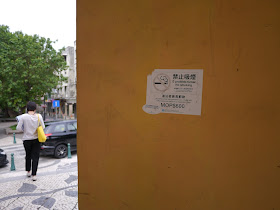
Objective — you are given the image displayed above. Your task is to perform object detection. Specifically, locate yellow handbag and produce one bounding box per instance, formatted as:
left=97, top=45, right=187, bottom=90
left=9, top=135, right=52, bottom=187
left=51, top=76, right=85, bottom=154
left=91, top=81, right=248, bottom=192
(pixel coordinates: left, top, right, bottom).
left=37, top=114, right=46, bottom=142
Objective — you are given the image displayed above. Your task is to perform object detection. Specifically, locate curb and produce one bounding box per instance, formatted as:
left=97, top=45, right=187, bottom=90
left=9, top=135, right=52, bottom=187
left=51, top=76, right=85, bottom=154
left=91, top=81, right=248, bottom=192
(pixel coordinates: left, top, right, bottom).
left=0, top=119, right=17, bottom=122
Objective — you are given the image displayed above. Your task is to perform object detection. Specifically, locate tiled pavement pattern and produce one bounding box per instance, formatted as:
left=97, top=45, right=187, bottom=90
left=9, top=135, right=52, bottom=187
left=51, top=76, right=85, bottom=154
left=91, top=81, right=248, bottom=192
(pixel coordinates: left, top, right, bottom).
left=0, top=135, right=78, bottom=210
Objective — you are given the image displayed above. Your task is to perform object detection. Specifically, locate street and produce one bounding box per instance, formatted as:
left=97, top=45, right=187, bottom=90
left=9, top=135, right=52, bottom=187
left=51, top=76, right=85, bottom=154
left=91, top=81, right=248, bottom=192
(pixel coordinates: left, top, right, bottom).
left=0, top=125, right=78, bottom=210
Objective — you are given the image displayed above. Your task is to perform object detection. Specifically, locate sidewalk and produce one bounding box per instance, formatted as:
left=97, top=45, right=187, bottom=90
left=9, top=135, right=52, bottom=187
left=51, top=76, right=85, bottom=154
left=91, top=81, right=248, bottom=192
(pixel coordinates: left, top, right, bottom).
left=0, top=135, right=23, bottom=147
left=0, top=133, right=78, bottom=209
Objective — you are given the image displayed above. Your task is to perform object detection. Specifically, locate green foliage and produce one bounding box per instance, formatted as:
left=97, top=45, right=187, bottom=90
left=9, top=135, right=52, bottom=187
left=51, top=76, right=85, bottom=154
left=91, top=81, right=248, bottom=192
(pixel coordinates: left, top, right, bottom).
left=0, top=25, right=67, bottom=114
left=10, top=124, right=17, bottom=130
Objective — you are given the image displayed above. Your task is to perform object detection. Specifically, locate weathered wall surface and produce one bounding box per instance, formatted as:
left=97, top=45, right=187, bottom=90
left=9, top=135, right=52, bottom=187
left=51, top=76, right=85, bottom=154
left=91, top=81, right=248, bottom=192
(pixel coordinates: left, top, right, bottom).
left=77, top=0, right=280, bottom=209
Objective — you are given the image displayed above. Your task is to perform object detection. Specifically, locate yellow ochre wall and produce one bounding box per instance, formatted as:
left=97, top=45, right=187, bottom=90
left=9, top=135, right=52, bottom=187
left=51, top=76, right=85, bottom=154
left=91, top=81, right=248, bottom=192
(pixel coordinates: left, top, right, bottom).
left=77, top=0, right=280, bottom=209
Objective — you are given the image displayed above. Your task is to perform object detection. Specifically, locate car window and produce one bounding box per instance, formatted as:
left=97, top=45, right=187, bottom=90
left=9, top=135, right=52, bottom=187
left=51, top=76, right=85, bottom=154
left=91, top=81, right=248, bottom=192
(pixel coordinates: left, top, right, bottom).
left=67, top=123, right=77, bottom=131
left=44, top=125, right=52, bottom=134
left=53, top=124, right=66, bottom=133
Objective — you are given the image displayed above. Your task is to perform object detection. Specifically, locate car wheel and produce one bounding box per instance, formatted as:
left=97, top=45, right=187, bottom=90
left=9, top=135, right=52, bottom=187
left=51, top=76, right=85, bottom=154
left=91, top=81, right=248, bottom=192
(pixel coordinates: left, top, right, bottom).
left=54, top=144, right=67, bottom=158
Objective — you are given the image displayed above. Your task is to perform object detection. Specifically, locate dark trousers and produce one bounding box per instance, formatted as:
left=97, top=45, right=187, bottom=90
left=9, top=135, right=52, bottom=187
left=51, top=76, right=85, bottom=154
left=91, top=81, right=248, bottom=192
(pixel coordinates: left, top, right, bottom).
left=23, top=139, right=41, bottom=176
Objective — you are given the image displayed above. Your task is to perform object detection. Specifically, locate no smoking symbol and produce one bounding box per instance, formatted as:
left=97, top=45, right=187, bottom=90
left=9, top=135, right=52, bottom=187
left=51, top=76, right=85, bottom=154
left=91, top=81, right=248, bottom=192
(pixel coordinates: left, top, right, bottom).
left=153, top=74, right=170, bottom=91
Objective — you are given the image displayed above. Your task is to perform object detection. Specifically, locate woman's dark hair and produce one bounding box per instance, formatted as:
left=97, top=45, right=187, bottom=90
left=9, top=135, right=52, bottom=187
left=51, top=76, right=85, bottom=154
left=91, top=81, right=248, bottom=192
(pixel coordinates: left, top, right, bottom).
left=27, top=101, right=36, bottom=111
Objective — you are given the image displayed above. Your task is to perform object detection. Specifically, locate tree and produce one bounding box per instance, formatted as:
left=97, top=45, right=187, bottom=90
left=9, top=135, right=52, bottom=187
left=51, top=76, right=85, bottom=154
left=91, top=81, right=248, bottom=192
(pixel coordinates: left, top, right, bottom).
left=0, top=25, right=67, bottom=117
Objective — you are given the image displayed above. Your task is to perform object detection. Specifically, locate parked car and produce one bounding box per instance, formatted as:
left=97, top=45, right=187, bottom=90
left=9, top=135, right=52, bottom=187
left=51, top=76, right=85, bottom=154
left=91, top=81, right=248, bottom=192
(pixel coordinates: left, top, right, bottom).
left=0, top=148, right=9, bottom=167
left=40, top=120, right=77, bottom=158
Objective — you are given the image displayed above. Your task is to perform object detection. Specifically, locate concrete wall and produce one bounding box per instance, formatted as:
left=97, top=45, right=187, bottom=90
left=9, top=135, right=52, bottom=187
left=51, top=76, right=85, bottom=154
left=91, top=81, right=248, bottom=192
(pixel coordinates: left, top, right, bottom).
left=77, top=0, right=280, bottom=209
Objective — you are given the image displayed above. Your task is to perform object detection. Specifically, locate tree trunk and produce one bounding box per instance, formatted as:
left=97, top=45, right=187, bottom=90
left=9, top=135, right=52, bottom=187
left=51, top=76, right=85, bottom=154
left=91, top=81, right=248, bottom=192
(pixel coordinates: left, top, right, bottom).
left=7, top=108, right=19, bottom=118
left=20, top=106, right=26, bottom=114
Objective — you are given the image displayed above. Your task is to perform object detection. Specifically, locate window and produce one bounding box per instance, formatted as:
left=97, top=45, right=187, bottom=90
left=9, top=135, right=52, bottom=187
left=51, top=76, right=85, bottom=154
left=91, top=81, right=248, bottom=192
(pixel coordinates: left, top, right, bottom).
left=44, top=125, right=52, bottom=134
left=53, top=124, right=66, bottom=133
left=67, top=122, right=77, bottom=131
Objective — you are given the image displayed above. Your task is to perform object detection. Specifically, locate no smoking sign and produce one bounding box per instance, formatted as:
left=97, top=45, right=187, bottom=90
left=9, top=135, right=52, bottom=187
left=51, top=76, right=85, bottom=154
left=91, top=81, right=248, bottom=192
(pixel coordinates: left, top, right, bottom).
left=143, top=69, right=203, bottom=115
left=153, top=74, right=170, bottom=91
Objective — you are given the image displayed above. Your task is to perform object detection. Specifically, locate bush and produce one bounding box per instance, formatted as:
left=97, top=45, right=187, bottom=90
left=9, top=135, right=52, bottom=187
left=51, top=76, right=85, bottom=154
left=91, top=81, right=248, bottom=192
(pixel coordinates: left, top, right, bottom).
left=9, top=125, right=17, bottom=130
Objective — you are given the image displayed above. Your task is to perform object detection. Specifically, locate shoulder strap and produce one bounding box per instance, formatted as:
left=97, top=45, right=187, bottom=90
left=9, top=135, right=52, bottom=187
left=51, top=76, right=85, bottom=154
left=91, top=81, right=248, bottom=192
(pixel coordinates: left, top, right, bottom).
left=37, top=114, right=41, bottom=126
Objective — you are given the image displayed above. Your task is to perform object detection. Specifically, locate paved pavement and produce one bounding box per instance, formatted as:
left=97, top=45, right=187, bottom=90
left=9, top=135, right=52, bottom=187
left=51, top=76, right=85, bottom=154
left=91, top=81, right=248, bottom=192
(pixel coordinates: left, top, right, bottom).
left=0, top=123, right=78, bottom=210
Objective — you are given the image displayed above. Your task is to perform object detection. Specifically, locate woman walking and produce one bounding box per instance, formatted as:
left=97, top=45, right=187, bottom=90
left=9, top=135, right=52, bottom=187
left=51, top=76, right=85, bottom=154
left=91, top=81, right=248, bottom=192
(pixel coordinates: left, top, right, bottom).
left=17, top=101, right=45, bottom=181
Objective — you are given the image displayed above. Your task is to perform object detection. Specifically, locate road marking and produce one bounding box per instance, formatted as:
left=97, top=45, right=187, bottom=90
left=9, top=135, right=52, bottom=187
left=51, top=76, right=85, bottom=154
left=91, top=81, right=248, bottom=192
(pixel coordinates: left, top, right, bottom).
left=1, top=144, right=23, bottom=149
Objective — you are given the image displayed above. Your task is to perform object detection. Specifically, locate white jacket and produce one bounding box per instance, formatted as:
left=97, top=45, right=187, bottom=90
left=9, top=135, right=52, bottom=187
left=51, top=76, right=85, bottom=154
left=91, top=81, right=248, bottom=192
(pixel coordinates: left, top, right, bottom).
left=16, top=113, right=45, bottom=140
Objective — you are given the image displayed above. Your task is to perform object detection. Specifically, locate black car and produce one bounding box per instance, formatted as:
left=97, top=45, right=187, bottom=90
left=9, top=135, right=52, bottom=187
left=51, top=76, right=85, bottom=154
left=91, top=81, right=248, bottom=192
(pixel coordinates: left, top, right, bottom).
left=40, top=120, right=77, bottom=158
left=0, top=148, right=9, bottom=167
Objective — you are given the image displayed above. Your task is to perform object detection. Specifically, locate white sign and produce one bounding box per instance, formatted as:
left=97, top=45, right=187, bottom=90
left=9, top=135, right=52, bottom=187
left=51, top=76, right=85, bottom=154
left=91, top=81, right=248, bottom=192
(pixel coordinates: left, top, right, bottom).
left=143, top=69, right=203, bottom=115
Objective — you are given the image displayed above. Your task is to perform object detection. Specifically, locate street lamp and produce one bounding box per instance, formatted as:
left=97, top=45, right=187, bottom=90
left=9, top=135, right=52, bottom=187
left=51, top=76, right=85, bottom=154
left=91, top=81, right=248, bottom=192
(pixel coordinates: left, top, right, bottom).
left=44, top=94, right=46, bottom=120
left=41, top=94, right=47, bottom=121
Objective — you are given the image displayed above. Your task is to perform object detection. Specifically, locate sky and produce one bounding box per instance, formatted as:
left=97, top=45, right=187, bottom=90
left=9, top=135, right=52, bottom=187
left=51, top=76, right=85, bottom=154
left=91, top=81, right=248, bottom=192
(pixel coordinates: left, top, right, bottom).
left=0, top=0, right=76, bottom=51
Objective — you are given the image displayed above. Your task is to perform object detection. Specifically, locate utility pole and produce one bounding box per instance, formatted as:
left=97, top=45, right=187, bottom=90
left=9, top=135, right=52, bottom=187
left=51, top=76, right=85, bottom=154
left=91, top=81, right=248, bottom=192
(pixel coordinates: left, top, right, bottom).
left=43, top=94, right=46, bottom=121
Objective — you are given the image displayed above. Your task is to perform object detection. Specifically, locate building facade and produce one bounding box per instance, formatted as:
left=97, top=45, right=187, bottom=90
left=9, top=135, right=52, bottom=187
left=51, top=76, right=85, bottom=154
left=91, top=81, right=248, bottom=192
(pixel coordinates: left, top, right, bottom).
left=50, top=45, right=77, bottom=119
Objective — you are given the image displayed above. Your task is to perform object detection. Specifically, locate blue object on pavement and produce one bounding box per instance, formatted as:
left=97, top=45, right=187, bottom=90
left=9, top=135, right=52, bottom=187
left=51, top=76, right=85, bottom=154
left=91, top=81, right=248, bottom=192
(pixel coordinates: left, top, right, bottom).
left=10, top=153, right=16, bottom=171
left=67, top=143, right=72, bottom=159
left=13, top=133, right=16, bottom=144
